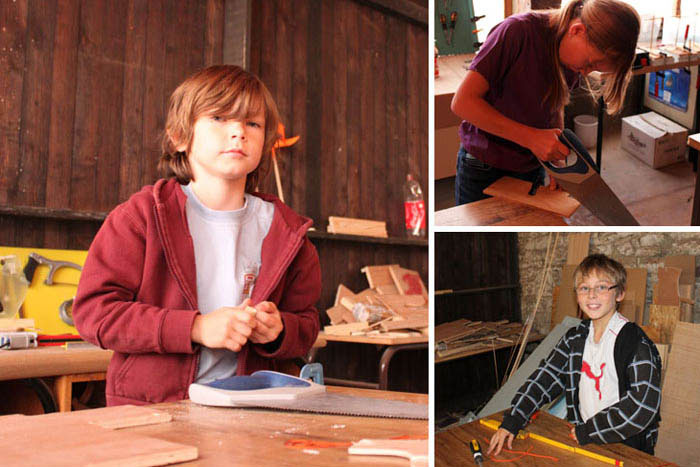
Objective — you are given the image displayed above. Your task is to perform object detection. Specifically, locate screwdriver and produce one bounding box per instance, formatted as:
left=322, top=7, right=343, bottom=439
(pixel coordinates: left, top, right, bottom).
left=470, top=439, right=484, bottom=466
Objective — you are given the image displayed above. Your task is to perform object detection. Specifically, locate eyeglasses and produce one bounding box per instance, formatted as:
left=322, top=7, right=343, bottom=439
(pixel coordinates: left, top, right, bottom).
left=575, top=284, right=618, bottom=295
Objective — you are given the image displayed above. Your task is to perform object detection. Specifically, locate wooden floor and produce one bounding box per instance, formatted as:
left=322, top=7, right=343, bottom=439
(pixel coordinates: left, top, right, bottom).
left=435, top=126, right=696, bottom=226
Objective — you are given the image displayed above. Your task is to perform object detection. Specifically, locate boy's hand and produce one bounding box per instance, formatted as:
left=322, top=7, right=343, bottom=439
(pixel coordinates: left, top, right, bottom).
left=250, top=301, right=284, bottom=344
left=487, top=428, right=514, bottom=457
left=190, top=299, right=257, bottom=352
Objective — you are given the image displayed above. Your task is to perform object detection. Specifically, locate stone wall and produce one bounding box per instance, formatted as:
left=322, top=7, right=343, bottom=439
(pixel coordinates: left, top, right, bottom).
left=518, top=232, right=700, bottom=334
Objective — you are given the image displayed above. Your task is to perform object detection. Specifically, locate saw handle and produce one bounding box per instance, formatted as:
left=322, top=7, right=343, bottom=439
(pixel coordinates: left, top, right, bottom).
left=542, top=129, right=599, bottom=175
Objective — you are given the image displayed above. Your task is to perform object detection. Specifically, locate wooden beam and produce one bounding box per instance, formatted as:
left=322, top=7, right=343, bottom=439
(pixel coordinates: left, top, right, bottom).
left=0, top=205, right=107, bottom=222
left=353, top=0, right=427, bottom=26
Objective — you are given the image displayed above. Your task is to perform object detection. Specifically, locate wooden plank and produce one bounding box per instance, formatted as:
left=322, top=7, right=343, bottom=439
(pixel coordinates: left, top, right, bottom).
left=334, top=284, right=355, bottom=307
left=0, top=413, right=197, bottom=466
left=371, top=6, right=388, bottom=231
left=656, top=322, right=700, bottom=466
left=689, top=133, right=700, bottom=152
left=483, top=177, right=581, bottom=217
left=379, top=316, right=429, bottom=332
left=118, top=0, right=148, bottom=203
left=435, top=197, right=568, bottom=226
left=679, top=284, right=694, bottom=322
left=204, top=0, right=224, bottom=66
left=552, top=264, right=579, bottom=329
left=0, top=0, right=27, bottom=206
left=348, top=438, right=427, bottom=465
left=346, top=1, right=361, bottom=224
left=648, top=304, right=681, bottom=344
left=626, top=268, right=648, bottom=324
left=0, top=318, right=35, bottom=331
left=619, top=292, right=637, bottom=324
left=328, top=216, right=388, bottom=238
left=566, top=232, right=591, bottom=265
left=664, top=255, right=695, bottom=285
left=291, top=0, right=309, bottom=212
left=323, top=322, right=370, bottom=336
left=361, top=264, right=399, bottom=288
left=33, top=404, right=172, bottom=430
left=654, top=267, right=682, bottom=307
left=389, top=265, right=427, bottom=298
left=319, top=331, right=427, bottom=346
left=325, top=305, right=346, bottom=325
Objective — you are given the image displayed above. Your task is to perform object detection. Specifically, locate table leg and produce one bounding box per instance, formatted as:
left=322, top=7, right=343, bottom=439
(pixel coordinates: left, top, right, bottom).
left=53, top=375, right=72, bottom=412
left=379, top=343, right=428, bottom=391
left=692, top=163, right=700, bottom=225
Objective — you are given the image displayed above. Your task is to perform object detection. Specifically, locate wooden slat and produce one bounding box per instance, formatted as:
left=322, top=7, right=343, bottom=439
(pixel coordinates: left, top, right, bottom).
left=119, top=0, right=148, bottom=203
left=291, top=0, right=309, bottom=214
left=0, top=0, right=28, bottom=207
left=566, top=232, right=591, bottom=265
left=204, top=0, right=224, bottom=66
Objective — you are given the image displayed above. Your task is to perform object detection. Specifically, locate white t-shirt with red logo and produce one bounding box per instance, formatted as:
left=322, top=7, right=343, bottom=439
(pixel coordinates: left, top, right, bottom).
left=579, top=311, right=629, bottom=422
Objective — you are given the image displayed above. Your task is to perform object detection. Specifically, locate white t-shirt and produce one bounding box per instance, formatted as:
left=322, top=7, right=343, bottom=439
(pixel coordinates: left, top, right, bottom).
left=181, top=184, right=275, bottom=384
left=579, top=311, right=629, bottom=422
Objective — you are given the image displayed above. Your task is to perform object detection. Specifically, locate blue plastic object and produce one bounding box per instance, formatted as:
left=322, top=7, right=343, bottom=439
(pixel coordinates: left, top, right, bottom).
left=299, top=363, right=324, bottom=385
left=204, top=371, right=311, bottom=391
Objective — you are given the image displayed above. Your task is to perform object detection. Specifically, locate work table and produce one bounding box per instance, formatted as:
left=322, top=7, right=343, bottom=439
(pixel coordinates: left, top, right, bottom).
left=130, top=386, right=427, bottom=466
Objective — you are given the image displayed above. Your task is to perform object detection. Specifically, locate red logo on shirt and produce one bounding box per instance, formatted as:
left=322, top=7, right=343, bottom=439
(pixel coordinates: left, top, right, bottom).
left=582, top=361, right=606, bottom=400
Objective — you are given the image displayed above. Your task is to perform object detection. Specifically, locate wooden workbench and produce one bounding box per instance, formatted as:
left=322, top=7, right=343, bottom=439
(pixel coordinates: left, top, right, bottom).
left=127, top=386, right=427, bottom=466
left=436, top=410, right=669, bottom=466
left=434, top=197, right=568, bottom=226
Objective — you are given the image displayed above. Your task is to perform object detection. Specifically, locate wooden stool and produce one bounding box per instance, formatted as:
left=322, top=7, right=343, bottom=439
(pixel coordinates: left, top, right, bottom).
left=53, top=372, right=106, bottom=412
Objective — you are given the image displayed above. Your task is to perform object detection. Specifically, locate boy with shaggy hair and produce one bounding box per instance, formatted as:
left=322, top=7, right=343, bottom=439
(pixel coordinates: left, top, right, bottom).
left=489, top=254, right=662, bottom=456
left=74, top=65, right=321, bottom=405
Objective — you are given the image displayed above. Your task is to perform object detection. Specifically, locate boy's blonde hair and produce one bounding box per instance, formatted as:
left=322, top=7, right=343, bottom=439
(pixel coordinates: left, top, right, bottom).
left=160, top=65, right=281, bottom=193
left=546, top=0, right=640, bottom=116
left=573, top=254, right=627, bottom=299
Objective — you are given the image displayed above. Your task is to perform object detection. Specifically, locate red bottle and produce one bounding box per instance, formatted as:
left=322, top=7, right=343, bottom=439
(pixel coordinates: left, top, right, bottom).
left=404, top=174, right=426, bottom=237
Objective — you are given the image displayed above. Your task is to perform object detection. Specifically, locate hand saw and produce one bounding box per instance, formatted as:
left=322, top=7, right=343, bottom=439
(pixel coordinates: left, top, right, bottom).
left=538, top=129, right=639, bottom=226
left=188, top=371, right=428, bottom=419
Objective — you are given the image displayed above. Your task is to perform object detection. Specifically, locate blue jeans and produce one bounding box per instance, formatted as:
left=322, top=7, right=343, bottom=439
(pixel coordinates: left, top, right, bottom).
left=454, top=146, right=545, bottom=205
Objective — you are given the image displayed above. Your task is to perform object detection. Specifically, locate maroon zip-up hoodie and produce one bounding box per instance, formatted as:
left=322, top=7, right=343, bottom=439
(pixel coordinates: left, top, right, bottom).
left=74, top=178, right=321, bottom=406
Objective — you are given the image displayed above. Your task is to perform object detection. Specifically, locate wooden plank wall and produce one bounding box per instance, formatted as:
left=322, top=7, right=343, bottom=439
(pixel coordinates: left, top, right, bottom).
left=435, top=232, right=521, bottom=408
left=249, top=0, right=429, bottom=237
left=435, top=232, right=521, bottom=324
left=0, top=0, right=223, bottom=249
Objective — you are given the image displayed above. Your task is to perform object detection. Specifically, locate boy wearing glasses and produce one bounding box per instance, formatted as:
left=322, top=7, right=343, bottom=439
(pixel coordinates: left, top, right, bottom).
left=488, top=254, right=662, bottom=456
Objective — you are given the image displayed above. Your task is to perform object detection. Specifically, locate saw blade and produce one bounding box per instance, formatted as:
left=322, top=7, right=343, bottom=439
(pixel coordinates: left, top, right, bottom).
left=554, top=175, right=639, bottom=226
left=234, top=392, right=428, bottom=419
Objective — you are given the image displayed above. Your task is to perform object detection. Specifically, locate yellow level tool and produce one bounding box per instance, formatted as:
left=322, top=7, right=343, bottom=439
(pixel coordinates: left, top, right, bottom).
left=479, top=418, right=624, bottom=466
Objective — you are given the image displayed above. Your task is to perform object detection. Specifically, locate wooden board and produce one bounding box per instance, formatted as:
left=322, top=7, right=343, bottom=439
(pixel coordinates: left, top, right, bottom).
left=656, top=322, right=700, bottom=466
left=437, top=411, right=667, bottom=466
left=375, top=284, right=400, bottom=295
left=552, top=264, right=579, bottom=329
left=325, top=305, right=346, bottom=325
left=0, top=318, right=35, bottom=331
left=388, top=266, right=427, bottom=298
left=379, top=316, right=429, bottom=332
left=435, top=196, right=568, bottom=226
left=361, top=264, right=398, bottom=289
left=664, top=255, right=696, bottom=285
left=18, top=405, right=172, bottom=430
left=679, top=284, right=694, bottom=322
left=319, top=332, right=428, bottom=346
left=323, top=322, right=370, bottom=336
left=648, top=304, right=680, bottom=344
left=327, top=216, right=388, bottom=238
left=654, top=267, right=682, bottom=307
left=0, top=410, right=197, bottom=466
left=566, top=232, right=590, bottom=265
left=334, top=284, right=355, bottom=307
left=619, top=292, right=637, bottom=324
left=626, top=268, right=648, bottom=324
left=483, top=176, right=581, bottom=217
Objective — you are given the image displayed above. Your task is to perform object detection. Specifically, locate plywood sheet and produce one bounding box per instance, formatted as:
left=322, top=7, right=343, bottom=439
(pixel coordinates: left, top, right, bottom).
left=649, top=304, right=680, bottom=344
left=33, top=405, right=172, bottom=430
left=619, top=292, right=636, bottom=324
left=566, top=232, right=590, bottom=265
left=0, top=412, right=197, bottom=466
left=483, top=176, right=581, bottom=217
left=325, top=305, right=346, bottom=325
left=679, top=284, right=694, bottom=322
left=334, top=284, right=355, bottom=307
left=434, top=196, right=568, bottom=226
left=655, top=322, right=700, bottom=466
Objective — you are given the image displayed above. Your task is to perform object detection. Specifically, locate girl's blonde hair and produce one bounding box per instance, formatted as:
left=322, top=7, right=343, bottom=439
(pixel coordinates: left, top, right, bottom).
left=160, top=65, right=281, bottom=193
left=546, top=0, right=640, bottom=116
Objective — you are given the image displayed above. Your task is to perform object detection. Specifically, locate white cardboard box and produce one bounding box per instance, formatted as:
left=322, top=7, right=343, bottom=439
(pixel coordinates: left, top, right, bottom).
left=620, top=111, right=688, bottom=169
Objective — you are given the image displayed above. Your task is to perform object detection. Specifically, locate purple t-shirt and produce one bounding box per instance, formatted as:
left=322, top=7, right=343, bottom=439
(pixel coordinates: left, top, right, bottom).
left=459, top=12, right=579, bottom=172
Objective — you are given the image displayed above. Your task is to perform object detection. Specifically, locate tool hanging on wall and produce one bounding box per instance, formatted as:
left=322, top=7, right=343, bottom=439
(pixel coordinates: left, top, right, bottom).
left=270, top=123, right=299, bottom=204
left=439, top=14, right=449, bottom=44
left=471, top=14, right=485, bottom=51
left=23, top=252, right=81, bottom=286
left=447, top=11, right=458, bottom=46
